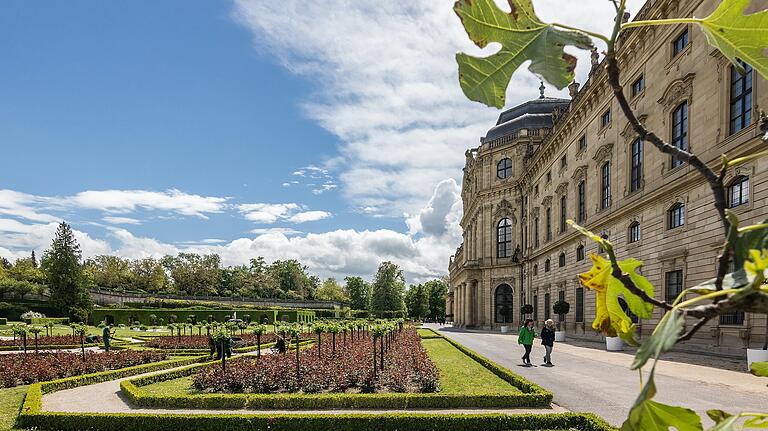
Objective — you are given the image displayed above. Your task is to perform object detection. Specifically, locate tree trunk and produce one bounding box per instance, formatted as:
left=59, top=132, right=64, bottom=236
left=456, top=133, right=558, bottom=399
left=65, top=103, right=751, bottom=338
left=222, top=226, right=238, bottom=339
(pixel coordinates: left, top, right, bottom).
left=379, top=335, right=384, bottom=371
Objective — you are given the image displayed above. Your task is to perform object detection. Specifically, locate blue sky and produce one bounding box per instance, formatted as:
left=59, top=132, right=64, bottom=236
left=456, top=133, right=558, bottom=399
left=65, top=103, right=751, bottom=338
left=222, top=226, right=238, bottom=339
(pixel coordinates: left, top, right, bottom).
left=0, top=0, right=644, bottom=282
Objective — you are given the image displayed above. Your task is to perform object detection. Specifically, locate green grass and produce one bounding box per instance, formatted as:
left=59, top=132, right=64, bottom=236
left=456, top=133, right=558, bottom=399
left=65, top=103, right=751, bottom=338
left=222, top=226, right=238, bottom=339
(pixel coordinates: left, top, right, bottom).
left=422, top=338, right=520, bottom=394
left=0, top=386, right=27, bottom=431
left=0, top=323, right=170, bottom=339
left=141, top=337, right=521, bottom=397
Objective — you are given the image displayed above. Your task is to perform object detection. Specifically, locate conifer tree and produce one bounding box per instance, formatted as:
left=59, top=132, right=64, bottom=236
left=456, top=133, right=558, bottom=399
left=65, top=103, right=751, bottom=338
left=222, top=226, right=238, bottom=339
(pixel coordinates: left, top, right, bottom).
left=41, top=222, right=92, bottom=321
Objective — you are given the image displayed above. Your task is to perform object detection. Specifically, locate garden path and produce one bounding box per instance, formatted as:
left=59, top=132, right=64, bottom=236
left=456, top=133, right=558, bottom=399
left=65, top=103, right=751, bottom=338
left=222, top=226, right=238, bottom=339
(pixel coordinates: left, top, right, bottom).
left=426, top=324, right=768, bottom=427
left=0, top=346, right=100, bottom=355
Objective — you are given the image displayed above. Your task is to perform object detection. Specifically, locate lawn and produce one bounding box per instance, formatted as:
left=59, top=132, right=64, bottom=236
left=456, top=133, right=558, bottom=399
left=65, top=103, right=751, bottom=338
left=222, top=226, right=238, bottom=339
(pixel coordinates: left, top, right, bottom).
left=0, top=386, right=26, bottom=431
left=0, top=323, right=169, bottom=339
left=140, top=336, right=520, bottom=396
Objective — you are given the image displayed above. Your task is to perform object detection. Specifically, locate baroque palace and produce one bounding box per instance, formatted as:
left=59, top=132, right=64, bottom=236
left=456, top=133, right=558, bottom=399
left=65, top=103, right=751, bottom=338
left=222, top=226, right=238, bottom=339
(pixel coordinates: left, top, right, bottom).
left=447, top=0, right=767, bottom=353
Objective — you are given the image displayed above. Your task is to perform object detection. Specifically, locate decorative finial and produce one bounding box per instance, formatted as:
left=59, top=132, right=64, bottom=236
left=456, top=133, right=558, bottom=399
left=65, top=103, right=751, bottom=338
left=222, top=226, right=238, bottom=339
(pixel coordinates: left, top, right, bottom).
left=539, top=81, right=545, bottom=99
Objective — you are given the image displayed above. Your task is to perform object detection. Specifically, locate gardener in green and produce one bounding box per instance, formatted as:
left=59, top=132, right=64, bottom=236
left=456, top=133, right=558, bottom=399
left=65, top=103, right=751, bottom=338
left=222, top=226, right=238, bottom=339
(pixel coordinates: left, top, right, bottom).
left=518, top=319, right=536, bottom=366
left=102, top=324, right=113, bottom=351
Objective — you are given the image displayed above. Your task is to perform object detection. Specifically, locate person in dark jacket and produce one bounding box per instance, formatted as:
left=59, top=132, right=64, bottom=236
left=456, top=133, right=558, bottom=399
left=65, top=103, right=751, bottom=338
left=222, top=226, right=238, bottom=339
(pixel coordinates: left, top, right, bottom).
left=518, top=319, right=536, bottom=365
left=541, top=319, right=556, bottom=366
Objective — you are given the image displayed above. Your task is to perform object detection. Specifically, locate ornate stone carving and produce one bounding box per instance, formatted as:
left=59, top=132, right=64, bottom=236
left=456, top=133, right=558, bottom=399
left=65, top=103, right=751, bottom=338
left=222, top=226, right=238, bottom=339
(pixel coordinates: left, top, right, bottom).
left=657, top=73, right=695, bottom=109
left=571, top=165, right=588, bottom=181
left=555, top=182, right=569, bottom=196
left=542, top=195, right=553, bottom=207
left=592, top=143, right=614, bottom=162
left=493, top=199, right=516, bottom=219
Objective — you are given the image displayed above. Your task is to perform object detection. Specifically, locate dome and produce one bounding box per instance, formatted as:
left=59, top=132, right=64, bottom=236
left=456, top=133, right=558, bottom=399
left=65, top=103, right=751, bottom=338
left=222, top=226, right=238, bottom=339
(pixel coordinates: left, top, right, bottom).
left=484, top=97, right=570, bottom=142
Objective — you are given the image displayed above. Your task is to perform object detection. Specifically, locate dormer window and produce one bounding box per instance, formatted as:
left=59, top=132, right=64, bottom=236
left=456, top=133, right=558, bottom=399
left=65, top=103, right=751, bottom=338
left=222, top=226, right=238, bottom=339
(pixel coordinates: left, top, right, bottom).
left=497, top=158, right=513, bottom=179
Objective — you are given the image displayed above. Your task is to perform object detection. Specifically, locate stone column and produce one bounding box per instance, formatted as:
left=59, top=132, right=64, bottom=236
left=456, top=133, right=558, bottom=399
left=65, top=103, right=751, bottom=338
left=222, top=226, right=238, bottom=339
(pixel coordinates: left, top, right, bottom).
left=455, top=284, right=463, bottom=326
left=465, top=281, right=472, bottom=327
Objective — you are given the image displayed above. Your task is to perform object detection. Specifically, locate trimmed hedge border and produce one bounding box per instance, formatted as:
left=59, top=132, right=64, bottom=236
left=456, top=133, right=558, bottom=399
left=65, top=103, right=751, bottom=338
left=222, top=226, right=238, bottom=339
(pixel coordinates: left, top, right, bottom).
left=120, top=333, right=551, bottom=410
left=0, top=343, right=98, bottom=351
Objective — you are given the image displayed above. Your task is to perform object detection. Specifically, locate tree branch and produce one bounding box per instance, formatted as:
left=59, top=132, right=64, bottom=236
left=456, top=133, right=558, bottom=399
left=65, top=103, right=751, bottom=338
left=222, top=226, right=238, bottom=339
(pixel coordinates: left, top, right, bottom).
left=676, top=317, right=710, bottom=343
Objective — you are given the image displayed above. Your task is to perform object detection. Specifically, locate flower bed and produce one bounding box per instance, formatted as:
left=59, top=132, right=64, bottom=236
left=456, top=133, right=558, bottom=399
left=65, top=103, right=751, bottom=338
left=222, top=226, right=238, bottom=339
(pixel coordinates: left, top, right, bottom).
left=0, top=350, right=169, bottom=388
left=144, top=333, right=282, bottom=350
left=193, top=327, right=438, bottom=394
left=0, top=335, right=94, bottom=347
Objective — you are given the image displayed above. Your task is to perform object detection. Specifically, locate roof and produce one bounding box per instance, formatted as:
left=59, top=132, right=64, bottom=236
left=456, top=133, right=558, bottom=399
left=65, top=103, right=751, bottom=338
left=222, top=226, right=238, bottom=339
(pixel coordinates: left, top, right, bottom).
left=484, top=97, right=570, bottom=142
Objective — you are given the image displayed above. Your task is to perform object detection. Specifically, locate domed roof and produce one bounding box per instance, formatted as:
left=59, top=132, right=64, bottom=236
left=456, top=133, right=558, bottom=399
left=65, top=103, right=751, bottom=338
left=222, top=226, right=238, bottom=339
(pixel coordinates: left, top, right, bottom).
left=484, top=96, right=570, bottom=142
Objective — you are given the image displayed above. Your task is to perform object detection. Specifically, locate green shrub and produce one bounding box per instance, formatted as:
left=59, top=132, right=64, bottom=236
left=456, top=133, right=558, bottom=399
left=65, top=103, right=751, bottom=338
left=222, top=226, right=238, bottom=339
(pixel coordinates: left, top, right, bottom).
left=29, top=317, right=69, bottom=325
left=0, top=317, right=7, bottom=325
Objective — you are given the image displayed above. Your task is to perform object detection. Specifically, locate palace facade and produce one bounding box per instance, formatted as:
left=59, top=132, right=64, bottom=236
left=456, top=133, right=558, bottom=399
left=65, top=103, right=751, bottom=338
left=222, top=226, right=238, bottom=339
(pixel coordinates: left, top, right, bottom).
left=447, top=0, right=767, bottom=354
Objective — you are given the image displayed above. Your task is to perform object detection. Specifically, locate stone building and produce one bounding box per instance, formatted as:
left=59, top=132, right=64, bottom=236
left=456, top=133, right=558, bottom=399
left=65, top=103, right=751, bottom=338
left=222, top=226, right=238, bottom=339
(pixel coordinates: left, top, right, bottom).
left=447, top=0, right=767, bottom=354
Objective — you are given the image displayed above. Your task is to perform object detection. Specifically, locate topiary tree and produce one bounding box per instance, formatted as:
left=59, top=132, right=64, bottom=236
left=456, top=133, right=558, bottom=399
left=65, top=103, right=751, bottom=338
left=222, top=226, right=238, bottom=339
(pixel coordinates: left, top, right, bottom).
left=454, top=0, right=768, bottom=428
left=252, top=324, right=267, bottom=357
left=553, top=300, right=570, bottom=331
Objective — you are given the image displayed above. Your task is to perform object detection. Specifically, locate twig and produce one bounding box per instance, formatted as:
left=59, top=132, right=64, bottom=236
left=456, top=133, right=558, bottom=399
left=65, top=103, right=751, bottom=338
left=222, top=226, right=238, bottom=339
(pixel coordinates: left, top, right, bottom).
left=676, top=317, right=710, bottom=343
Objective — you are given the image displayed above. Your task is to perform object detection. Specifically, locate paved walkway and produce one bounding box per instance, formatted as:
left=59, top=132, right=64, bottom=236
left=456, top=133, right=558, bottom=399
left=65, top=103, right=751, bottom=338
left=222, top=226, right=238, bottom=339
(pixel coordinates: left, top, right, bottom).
left=426, top=324, right=768, bottom=427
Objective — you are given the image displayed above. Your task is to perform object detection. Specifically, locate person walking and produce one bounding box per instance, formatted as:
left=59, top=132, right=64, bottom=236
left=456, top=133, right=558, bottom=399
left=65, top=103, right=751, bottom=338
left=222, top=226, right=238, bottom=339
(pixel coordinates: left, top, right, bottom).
left=518, top=319, right=536, bottom=366
left=102, top=324, right=113, bottom=352
left=541, top=319, right=556, bottom=366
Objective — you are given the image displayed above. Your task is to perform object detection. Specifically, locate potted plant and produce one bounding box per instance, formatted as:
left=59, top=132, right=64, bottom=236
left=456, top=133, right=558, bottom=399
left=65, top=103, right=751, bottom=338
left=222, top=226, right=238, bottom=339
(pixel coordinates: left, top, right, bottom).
left=552, top=300, right=570, bottom=342
left=747, top=314, right=768, bottom=371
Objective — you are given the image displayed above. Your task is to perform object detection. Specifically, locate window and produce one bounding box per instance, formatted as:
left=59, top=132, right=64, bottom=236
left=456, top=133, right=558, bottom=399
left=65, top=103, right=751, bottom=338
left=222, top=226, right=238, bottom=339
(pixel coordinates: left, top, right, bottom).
left=546, top=207, right=552, bottom=241
left=671, top=102, right=688, bottom=168
left=558, top=290, right=565, bottom=322
left=577, top=181, right=586, bottom=222
left=534, top=217, right=540, bottom=248
left=665, top=270, right=683, bottom=303
left=497, top=218, right=513, bottom=258
left=575, top=288, right=584, bottom=322
left=558, top=252, right=566, bottom=268
left=544, top=259, right=551, bottom=272
left=535, top=184, right=539, bottom=195
left=533, top=295, right=538, bottom=321
left=720, top=310, right=745, bottom=325
left=546, top=171, right=552, bottom=182
left=495, top=284, right=514, bottom=324
left=576, top=244, right=585, bottom=261
left=560, top=155, right=567, bottom=169
left=497, top=158, right=513, bottom=179
left=559, top=195, right=567, bottom=233
left=579, top=135, right=587, bottom=151
left=728, top=176, right=749, bottom=208
left=668, top=203, right=685, bottom=229
left=533, top=264, right=538, bottom=276
left=628, top=221, right=641, bottom=243
left=673, top=29, right=689, bottom=57
left=631, top=75, right=645, bottom=97
left=544, top=293, right=551, bottom=320
left=630, top=138, right=643, bottom=192
left=730, top=62, right=753, bottom=134
left=601, top=161, right=611, bottom=209
left=601, top=109, right=611, bottom=128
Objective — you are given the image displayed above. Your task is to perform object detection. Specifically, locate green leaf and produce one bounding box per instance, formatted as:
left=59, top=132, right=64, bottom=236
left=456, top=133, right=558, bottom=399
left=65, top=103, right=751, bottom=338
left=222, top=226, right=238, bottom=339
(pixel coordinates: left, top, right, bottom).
left=744, top=416, right=768, bottom=429
left=617, top=259, right=655, bottom=319
left=733, top=219, right=768, bottom=269
left=454, top=0, right=593, bottom=108
left=707, top=410, right=733, bottom=424
left=751, top=361, right=768, bottom=377
left=621, top=369, right=703, bottom=431
left=631, top=309, right=684, bottom=370
left=693, top=269, right=750, bottom=293
left=698, top=0, right=768, bottom=79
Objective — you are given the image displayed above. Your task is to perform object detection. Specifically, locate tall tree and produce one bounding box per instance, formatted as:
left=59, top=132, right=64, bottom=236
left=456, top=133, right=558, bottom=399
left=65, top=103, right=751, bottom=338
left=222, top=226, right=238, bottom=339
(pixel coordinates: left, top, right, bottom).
left=41, top=222, right=92, bottom=321
left=162, top=253, right=221, bottom=296
left=31, top=250, right=37, bottom=268
left=425, top=278, right=448, bottom=320
left=405, top=283, right=429, bottom=319
left=268, top=259, right=315, bottom=299
left=345, top=276, right=371, bottom=310
left=84, top=255, right=134, bottom=291
left=315, top=277, right=349, bottom=302
left=131, top=258, right=169, bottom=293
left=370, top=261, right=406, bottom=316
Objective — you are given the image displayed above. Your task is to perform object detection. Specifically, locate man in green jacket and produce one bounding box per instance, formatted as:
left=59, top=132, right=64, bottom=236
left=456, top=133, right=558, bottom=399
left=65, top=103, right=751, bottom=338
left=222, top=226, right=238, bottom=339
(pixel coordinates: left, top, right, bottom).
left=102, top=324, right=113, bottom=352
left=518, top=319, right=536, bottom=366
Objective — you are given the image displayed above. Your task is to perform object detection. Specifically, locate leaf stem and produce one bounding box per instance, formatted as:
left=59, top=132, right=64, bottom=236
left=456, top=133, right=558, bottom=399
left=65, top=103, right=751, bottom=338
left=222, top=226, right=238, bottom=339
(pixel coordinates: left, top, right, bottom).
left=621, top=18, right=702, bottom=30
left=728, top=149, right=768, bottom=167
left=551, top=23, right=609, bottom=43
left=738, top=223, right=768, bottom=233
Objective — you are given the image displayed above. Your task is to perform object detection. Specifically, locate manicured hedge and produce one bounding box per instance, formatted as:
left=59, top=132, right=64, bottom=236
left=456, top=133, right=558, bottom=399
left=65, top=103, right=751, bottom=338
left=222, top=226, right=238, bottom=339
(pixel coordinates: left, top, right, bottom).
left=0, top=343, right=98, bottom=351
left=0, top=317, right=7, bottom=325
left=19, top=385, right=613, bottom=431
left=91, top=308, right=283, bottom=325
left=28, top=317, right=70, bottom=325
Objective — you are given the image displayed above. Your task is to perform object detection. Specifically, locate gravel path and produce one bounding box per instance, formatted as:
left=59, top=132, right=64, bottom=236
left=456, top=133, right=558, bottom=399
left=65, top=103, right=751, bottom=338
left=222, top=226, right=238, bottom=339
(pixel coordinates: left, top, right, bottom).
left=425, top=324, right=768, bottom=427
left=0, top=346, right=101, bottom=355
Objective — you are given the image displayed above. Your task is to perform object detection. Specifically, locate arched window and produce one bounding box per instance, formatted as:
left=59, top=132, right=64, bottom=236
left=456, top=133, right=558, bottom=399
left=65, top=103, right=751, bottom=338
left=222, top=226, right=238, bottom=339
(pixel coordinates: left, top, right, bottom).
left=497, top=158, right=513, bottom=179
left=558, top=252, right=566, bottom=267
left=495, top=284, right=514, bottom=324
left=628, top=221, right=641, bottom=243
left=671, top=102, right=688, bottom=168
left=728, top=176, right=749, bottom=208
left=533, top=264, right=538, bottom=276
left=544, top=259, right=551, bottom=272
left=668, top=203, right=685, bottom=229
left=497, top=218, right=512, bottom=258
left=576, top=244, right=585, bottom=261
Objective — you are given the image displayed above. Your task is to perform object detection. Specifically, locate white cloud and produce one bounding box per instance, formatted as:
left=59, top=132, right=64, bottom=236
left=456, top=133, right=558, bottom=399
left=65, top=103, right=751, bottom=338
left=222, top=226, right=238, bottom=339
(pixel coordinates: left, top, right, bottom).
left=0, top=190, right=60, bottom=223
left=103, top=216, right=142, bottom=225
left=70, top=189, right=228, bottom=219
left=287, top=210, right=332, bottom=223
left=249, top=227, right=303, bottom=236
left=237, top=203, right=332, bottom=224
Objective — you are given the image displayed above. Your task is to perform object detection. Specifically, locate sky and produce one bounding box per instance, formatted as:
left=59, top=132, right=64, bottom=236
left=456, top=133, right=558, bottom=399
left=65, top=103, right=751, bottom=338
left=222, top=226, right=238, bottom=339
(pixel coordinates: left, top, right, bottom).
left=0, top=0, right=645, bottom=283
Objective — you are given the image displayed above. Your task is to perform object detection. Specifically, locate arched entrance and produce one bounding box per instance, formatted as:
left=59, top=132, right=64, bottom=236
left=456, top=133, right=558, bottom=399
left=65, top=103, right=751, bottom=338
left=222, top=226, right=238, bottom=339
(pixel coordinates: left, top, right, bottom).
left=495, top=284, right=514, bottom=325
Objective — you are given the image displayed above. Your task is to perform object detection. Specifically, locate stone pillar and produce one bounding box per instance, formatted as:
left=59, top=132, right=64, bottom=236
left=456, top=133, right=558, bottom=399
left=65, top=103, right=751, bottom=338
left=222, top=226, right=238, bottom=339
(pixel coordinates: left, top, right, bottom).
left=465, top=281, right=472, bottom=327
left=455, top=284, right=463, bottom=326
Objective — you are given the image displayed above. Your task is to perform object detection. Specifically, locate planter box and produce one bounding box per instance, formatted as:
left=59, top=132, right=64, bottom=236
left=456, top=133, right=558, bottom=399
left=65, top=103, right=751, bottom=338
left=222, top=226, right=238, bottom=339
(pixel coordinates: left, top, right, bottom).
left=605, top=336, right=623, bottom=351
left=747, top=348, right=768, bottom=372
left=554, top=331, right=566, bottom=342
left=500, top=326, right=509, bottom=333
